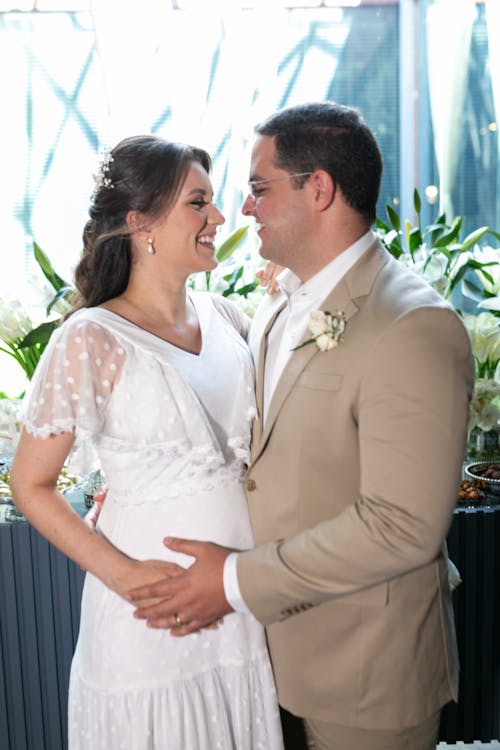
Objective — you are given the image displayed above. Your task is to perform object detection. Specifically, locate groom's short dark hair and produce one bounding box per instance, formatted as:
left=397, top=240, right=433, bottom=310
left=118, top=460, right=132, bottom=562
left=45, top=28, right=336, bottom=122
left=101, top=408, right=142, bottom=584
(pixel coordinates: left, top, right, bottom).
left=255, top=101, right=382, bottom=222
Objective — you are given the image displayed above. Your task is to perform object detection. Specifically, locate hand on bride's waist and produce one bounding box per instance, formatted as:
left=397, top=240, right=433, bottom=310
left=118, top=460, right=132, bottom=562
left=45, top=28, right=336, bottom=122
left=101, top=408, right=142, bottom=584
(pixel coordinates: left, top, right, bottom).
left=112, top=557, right=186, bottom=607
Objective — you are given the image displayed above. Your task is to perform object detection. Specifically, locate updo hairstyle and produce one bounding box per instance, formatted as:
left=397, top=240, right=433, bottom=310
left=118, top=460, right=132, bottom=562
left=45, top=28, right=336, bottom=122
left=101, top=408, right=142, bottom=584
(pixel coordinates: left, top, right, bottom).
left=73, top=135, right=211, bottom=309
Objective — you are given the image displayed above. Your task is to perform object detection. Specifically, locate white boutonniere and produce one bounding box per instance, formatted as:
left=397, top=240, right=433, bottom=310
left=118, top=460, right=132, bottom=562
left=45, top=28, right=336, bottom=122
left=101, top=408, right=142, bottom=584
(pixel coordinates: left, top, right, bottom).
left=292, top=310, right=346, bottom=352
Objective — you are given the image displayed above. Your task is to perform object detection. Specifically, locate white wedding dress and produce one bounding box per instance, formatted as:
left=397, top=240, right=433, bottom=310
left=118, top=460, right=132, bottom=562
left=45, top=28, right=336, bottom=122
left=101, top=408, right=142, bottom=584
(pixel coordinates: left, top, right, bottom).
left=21, top=292, right=284, bottom=750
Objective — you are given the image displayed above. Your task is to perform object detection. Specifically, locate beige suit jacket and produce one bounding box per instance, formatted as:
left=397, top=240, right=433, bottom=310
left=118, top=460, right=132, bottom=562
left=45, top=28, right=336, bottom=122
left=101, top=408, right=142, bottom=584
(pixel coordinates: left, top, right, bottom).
left=237, top=239, right=474, bottom=730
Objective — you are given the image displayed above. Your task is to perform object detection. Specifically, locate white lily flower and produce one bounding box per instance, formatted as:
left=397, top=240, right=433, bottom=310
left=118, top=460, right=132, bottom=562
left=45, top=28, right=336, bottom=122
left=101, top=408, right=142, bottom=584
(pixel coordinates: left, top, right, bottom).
left=401, top=247, right=450, bottom=297
left=463, top=312, right=500, bottom=365
left=0, top=398, right=23, bottom=454
left=477, top=402, right=500, bottom=431
left=0, top=298, right=32, bottom=344
left=473, top=246, right=500, bottom=295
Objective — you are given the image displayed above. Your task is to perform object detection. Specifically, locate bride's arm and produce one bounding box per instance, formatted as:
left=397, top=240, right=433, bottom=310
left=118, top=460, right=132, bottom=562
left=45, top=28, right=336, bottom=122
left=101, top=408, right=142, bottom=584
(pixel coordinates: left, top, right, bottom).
left=11, top=430, right=180, bottom=599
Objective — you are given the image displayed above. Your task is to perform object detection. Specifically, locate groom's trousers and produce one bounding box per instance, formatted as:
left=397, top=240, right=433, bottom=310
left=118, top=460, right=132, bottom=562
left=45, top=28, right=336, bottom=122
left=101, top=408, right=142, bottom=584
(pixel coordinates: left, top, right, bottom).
left=304, top=710, right=440, bottom=750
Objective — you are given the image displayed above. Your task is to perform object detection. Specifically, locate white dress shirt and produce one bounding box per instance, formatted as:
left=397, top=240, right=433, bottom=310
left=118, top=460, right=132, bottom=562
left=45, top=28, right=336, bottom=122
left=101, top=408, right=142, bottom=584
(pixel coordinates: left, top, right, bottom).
left=224, top=230, right=376, bottom=614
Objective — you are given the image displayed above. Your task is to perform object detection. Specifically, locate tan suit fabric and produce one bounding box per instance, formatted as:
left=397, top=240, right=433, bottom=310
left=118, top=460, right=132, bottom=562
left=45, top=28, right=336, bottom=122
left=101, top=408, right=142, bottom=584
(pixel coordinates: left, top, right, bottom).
left=237, top=239, right=474, bottom=730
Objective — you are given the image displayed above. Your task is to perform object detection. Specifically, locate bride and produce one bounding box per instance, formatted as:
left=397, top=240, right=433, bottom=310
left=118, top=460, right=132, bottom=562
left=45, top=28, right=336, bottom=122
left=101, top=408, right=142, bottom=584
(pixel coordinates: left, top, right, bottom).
left=11, top=135, right=284, bottom=750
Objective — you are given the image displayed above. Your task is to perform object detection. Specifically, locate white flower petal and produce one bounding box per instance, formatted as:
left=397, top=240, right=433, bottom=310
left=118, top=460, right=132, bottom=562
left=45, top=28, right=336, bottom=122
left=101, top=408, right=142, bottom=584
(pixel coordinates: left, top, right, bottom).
left=308, top=310, right=328, bottom=336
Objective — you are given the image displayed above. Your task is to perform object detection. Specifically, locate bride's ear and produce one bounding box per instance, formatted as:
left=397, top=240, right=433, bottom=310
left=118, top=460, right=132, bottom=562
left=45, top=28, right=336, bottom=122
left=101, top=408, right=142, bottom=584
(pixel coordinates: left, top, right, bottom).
left=126, top=210, right=150, bottom=239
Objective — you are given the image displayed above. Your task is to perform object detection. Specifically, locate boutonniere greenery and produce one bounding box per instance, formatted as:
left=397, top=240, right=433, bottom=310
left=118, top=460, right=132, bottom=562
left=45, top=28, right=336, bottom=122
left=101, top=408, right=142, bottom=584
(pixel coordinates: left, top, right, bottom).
left=292, top=310, right=346, bottom=352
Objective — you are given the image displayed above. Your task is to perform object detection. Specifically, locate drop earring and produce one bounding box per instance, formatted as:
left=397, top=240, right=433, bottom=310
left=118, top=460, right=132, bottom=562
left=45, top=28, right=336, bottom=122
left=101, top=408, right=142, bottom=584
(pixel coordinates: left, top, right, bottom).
left=147, top=238, right=156, bottom=255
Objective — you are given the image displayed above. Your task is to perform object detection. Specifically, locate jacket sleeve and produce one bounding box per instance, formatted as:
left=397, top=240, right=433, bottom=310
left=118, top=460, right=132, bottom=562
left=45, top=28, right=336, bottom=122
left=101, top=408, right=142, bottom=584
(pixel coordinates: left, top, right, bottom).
left=237, top=305, right=474, bottom=625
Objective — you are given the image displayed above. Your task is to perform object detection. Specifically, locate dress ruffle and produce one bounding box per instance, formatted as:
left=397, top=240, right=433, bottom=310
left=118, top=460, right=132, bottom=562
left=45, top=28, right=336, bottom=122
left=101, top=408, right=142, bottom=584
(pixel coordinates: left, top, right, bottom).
left=69, top=653, right=283, bottom=750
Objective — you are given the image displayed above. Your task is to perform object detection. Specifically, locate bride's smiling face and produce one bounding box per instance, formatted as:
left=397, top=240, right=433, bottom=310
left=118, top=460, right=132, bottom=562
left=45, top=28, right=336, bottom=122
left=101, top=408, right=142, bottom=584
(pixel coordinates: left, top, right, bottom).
left=151, top=161, right=225, bottom=277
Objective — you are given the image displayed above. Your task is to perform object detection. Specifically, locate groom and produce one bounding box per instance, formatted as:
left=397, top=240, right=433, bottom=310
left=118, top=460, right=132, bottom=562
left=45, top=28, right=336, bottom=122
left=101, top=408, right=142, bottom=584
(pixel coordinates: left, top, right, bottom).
left=129, top=102, right=474, bottom=749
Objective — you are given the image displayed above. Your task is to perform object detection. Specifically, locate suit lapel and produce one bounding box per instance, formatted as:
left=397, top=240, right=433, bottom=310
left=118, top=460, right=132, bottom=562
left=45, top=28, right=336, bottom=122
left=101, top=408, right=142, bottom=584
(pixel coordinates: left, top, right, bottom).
left=254, top=239, right=390, bottom=460
left=249, top=293, right=287, bottom=447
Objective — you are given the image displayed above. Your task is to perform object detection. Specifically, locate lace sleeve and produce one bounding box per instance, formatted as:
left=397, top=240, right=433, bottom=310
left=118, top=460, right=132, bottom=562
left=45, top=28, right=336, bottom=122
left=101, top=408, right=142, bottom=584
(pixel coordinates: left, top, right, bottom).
left=210, top=293, right=251, bottom=341
left=19, top=314, right=126, bottom=440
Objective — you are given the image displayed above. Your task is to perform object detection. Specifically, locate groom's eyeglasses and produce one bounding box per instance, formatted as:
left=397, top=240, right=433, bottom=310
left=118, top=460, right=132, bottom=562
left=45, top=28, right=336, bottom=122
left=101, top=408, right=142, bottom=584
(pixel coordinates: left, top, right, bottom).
left=247, top=172, right=313, bottom=199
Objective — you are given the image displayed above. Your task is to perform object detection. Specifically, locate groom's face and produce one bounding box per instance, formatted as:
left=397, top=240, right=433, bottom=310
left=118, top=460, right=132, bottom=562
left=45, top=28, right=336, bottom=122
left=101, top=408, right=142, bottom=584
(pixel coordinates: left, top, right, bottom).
left=241, top=135, right=313, bottom=271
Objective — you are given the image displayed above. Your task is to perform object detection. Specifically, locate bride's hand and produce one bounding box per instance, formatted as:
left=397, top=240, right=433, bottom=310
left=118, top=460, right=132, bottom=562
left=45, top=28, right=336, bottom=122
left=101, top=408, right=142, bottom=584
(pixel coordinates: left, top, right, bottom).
left=120, top=558, right=185, bottom=608
left=256, top=262, right=283, bottom=295
left=124, top=560, right=222, bottom=631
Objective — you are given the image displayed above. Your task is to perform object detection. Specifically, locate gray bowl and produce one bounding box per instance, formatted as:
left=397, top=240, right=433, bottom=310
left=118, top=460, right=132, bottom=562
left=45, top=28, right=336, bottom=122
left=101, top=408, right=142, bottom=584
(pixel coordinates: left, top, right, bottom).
left=464, top=462, right=500, bottom=497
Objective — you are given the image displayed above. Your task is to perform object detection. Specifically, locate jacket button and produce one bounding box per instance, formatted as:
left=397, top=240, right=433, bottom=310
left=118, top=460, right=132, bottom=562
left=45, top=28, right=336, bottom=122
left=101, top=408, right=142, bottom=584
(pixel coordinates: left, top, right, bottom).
left=246, top=479, right=257, bottom=492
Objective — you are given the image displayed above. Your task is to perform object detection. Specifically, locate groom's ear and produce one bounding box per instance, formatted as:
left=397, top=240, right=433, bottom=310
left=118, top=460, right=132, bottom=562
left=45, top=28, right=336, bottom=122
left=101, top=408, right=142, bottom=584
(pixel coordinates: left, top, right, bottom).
left=309, top=170, right=335, bottom=211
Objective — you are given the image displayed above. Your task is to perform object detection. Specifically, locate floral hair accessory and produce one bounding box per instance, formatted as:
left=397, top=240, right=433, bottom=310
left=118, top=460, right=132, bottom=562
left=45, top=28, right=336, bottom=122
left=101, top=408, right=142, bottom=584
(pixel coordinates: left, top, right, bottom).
left=92, top=146, right=114, bottom=198
left=292, top=309, right=346, bottom=352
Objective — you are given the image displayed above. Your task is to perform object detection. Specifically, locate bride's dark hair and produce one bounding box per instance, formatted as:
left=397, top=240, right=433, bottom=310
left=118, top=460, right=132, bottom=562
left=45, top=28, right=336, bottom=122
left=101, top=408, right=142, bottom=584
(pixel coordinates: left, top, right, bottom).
left=72, top=135, right=211, bottom=311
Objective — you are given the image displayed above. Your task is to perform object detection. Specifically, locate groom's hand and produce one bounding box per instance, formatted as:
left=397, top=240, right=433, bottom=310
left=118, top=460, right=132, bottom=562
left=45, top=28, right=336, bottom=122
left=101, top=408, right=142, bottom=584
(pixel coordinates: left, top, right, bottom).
left=127, top=538, right=234, bottom=636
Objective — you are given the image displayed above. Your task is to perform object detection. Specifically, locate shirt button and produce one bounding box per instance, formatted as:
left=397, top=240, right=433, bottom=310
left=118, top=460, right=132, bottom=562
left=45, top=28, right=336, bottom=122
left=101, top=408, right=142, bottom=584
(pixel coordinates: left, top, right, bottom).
left=246, top=479, right=257, bottom=492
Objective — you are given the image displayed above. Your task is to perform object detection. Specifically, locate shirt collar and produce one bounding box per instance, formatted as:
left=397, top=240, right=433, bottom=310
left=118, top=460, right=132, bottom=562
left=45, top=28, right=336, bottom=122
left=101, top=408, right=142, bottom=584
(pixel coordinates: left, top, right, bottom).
left=277, top=229, right=375, bottom=305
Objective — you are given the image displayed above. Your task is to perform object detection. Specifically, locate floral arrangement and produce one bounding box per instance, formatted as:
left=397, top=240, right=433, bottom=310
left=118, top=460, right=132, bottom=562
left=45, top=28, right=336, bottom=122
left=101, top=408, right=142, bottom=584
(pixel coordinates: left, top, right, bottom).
left=376, top=189, right=500, bottom=303
left=0, top=398, right=22, bottom=455
left=468, top=378, right=500, bottom=433
left=377, top=190, right=500, bottom=459
left=0, top=243, right=72, bottom=389
left=462, top=312, right=500, bottom=458
left=462, top=312, right=500, bottom=379
left=292, top=310, right=346, bottom=352
left=0, top=300, right=40, bottom=381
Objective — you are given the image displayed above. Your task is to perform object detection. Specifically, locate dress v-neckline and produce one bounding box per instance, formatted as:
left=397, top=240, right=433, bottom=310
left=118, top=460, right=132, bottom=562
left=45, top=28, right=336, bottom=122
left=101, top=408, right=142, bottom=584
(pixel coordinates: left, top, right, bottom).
left=95, top=292, right=206, bottom=357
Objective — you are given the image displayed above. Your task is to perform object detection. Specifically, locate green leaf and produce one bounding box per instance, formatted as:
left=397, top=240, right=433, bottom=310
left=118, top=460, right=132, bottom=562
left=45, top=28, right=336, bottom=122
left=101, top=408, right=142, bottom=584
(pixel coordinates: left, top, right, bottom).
left=223, top=265, right=245, bottom=295
left=408, top=226, right=423, bottom=254
left=460, top=226, right=489, bottom=251
left=19, top=320, right=59, bottom=348
left=224, top=280, right=258, bottom=298
left=223, top=266, right=244, bottom=283
left=378, top=227, right=404, bottom=259
left=375, top=217, right=390, bottom=232
left=413, top=188, right=421, bottom=215
left=386, top=205, right=401, bottom=232
left=467, top=259, right=496, bottom=288
left=33, top=242, right=69, bottom=292
left=426, top=224, right=448, bottom=247
left=433, top=217, right=463, bottom=247
left=387, top=238, right=404, bottom=259
left=216, top=226, right=249, bottom=263
left=447, top=262, right=471, bottom=293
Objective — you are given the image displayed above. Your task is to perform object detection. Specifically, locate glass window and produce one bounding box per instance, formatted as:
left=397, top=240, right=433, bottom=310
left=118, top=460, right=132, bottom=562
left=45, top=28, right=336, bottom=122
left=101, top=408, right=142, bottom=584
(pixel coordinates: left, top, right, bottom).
left=0, top=0, right=497, bottom=303
left=418, top=0, right=498, bottom=236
